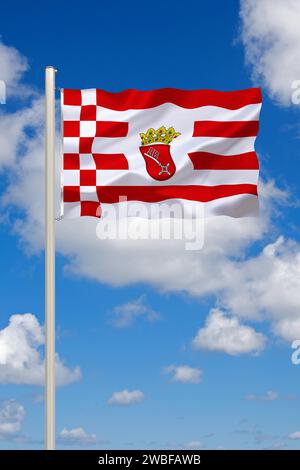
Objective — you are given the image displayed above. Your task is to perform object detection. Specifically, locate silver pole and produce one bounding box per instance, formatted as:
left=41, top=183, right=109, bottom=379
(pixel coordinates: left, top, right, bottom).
left=45, top=66, right=56, bottom=450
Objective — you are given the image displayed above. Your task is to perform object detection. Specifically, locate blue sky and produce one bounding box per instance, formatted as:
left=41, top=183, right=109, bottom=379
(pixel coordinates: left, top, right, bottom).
left=0, top=0, right=300, bottom=450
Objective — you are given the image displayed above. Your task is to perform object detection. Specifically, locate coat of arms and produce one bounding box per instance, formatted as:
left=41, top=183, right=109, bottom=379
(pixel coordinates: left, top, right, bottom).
left=139, top=126, right=181, bottom=181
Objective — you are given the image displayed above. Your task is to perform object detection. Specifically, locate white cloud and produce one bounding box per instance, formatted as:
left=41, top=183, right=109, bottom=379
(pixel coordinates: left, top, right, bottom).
left=240, top=0, right=300, bottom=105
left=0, top=41, right=31, bottom=99
left=289, top=431, right=300, bottom=440
left=163, top=365, right=203, bottom=384
left=0, top=313, right=81, bottom=386
left=1, top=39, right=300, bottom=348
left=219, top=237, right=300, bottom=337
left=107, top=389, right=144, bottom=406
left=0, top=98, right=44, bottom=170
left=192, top=309, right=266, bottom=355
left=272, top=317, right=300, bottom=342
left=111, top=295, right=159, bottom=328
left=59, top=427, right=97, bottom=446
left=245, top=390, right=279, bottom=401
left=0, top=399, right=25, bottom=437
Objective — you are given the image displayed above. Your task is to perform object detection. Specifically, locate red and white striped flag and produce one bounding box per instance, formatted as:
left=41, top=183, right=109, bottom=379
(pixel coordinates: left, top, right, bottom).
left=61, top=88, right=261, bottom=218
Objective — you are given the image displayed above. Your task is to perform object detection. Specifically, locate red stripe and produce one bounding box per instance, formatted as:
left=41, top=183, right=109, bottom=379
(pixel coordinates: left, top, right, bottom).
left=95, top=121, right=128, bottom=137
left=64, top=185, right=257, bottom=203
left=188, top=152, right=259, bottom=170
left=93, top=185, right=258, bottom=203
left=193, top=121, right=259, bottom=137
left=63, top=88, right=262, bottom=110
left=93, top=153, right=129, bottom=170
left=96, top=88, right=262, bottom=110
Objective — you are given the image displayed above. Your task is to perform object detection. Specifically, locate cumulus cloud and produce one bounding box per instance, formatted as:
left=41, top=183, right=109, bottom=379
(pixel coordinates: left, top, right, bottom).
left=0, top=41, right=32, bottom=99
left=1, top=38, right=300, bottom=347
left=0, top=98, right=44, bottom=170
left=0, top=399, right=25, bottom=438
left=245, top=390, right=278, bottom=401
left=107, top=389, right=144, bottom=406
left=0, top=313, right=81, bottom=386
left=110, top=295, right=159, bottom=328
left=192, top=309, right=266, bottom=355
left=59, top=427, right=97, bottom=446
left=219, top=237, right=300, bottom=337
left=163, top=365, right=203, bottom=384
left=272, top=317, right=300, bottom=343
left=240, top=0, right=300, bottom=105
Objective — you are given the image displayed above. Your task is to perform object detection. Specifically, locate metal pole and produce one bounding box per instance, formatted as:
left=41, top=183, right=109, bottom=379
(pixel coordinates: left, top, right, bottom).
left=45, top=66, right=56, bottom=450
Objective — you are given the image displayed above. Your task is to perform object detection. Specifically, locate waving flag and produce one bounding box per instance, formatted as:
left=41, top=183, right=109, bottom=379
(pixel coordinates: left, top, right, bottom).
left=61, top=88, right=262, bottom=218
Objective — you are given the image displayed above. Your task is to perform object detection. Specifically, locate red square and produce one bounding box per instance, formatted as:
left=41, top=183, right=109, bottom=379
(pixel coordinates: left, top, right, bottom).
left=64, top=154, right=80, bottom=170
left=95, top=121, right=128, bottom=137
left=79, top=137, right=94, bottom=153
left=80, top=170, right=96, bottom=186
left=64, top=121, right=80, bottom=137
left=80, top=105, right=97, bottom=121
left=80, top=201, right=101, bottom=217
left=63, top=89, right=82, bottom=106
left=64, top=186, right=80, bottom=202
left=96, top=89, right=102, bottom=106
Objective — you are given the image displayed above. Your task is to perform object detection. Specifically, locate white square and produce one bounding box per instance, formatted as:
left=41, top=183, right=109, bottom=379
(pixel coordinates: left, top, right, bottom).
left=64, top=137, right=79, bottom=153
left=96, top=169, right=120, bottom=185
left=96, top=107, right=102, bottom=121
left=63, top=169, right=80, bottom=186
left=79, top=154, right=96, bottom=170
left=80, top=121, right=96, bottom=137
left=63, top=105, right=81, bottom=121
left=81, top=89, right=96, bottom=106
left=63, top=202, right=81, bottom=219
left=80, top=186, right=99, bottom=202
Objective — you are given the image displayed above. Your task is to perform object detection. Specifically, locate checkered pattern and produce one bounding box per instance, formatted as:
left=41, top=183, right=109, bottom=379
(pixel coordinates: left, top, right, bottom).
left=62, top=89, right=129, bottom=217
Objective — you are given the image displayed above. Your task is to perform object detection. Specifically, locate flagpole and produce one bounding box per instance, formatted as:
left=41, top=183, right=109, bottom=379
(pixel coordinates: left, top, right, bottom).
left=45, top=66, right=56, bottom=450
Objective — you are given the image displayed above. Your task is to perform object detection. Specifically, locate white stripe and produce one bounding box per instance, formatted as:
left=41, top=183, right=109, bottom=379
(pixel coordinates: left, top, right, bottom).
left=63, top=103, right=261, bottom=122
left=95, top=103, right=262, bottom=122
left=63, top=166, right=258, bottom=187
left=187, top=136, right=256, bottom=155
left=203, top=193, right=258, bottom=217
left=191, top=103, right=262, bottom=121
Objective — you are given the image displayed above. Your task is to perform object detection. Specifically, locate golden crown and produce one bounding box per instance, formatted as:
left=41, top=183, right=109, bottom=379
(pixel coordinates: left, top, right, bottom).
left=140, top=126, right=181, bottom=146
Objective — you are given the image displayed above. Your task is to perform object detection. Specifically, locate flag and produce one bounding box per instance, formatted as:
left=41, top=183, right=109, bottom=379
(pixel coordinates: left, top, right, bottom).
left=61, top=87, right=261, bottom=219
